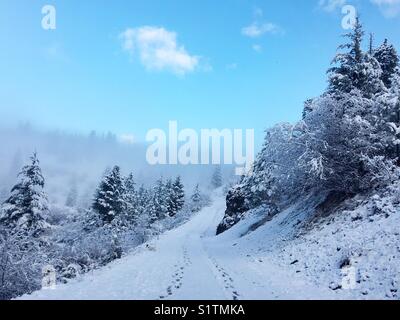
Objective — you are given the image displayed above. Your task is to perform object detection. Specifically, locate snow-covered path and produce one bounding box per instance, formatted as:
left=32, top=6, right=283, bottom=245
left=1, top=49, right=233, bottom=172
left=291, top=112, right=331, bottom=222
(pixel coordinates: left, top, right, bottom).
left=22, top=191, right=335, bottom=300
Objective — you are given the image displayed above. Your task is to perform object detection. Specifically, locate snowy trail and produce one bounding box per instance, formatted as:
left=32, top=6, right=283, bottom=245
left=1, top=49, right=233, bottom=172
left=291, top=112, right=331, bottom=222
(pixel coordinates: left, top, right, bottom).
left=21, top=191, right=334, bottom=300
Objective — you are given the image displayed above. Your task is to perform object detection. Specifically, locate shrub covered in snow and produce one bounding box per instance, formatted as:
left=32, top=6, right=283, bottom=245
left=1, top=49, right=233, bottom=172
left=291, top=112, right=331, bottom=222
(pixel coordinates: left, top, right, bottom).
left=0, top=152, right=195, bottom=299
left=219, top=18, right=400, bottom=234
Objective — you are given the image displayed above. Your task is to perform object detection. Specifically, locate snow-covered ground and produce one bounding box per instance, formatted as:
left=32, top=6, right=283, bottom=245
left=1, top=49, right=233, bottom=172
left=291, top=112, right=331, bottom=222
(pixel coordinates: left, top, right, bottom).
left=21, top=189, right=399, bottom=300
left=20, top=191, right=333, bottom=300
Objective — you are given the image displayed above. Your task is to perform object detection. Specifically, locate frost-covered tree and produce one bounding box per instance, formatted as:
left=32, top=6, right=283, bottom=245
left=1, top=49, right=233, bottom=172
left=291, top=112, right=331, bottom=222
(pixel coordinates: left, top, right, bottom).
left=360, top=53, right=386, bottom=97
left=211, top=166, right=223, bottom=189
left=123, top=173, right=139, bottom=225
left=172, top=176, right=185, bottom=215
left=190, top=184, right=202, bottom=213
left=0, top=153, right=49, bottom=299
left=0, top=227, right=45, bottom=299
left=369, top=33, right=374, bottom=56
left=307, top=95, right=374, bottom=191
left=391, top=67, right=400, bottom=96
left=92, top=166, right=126, bottom=224
left=374, top=39, right=399, bottom=88
left=136, top=185, right=150, bottom=216
left=218, top=19, right=400, bottom=234
left=151, top=178, right=169, bottom=220
left=328, top=17, right=364, bottom=95
left=328, top=17, right=384, bottom=98
left=0, top=153, right=49, bottom=237
left=150, top=176, right=185, bottom=219
left=372, top=64, right=400, bottom=163
left=165, top=179, right=176, bottom=217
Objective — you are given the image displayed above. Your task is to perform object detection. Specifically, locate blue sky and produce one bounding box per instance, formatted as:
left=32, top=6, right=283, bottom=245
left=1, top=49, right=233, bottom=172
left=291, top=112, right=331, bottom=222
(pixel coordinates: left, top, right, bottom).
left=0, top=0, right=399, bottom=148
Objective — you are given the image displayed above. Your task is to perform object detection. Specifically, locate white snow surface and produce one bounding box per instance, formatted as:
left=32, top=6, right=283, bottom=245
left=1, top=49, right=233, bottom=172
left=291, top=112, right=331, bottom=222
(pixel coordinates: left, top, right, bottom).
left=21, top=189, right=399, bottom=300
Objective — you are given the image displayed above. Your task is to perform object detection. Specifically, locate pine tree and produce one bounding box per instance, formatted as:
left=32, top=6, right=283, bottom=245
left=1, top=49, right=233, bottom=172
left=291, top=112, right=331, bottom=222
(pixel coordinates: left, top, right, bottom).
left=361, top=53, right=385, bottom=97
left=374, top=39, right=400, bottom=88
left=190, top=184, right=202, bottom=213
left=172, top=176, right=185, bottom=215
left=373, top=66, right=400, bottom=163
left=164, top=179, right=176, bottom=217
left=136, top=185, right=149, bottom=215
left=328, top=17, right=364, bottom=95
left=123, top=173, right=139, bottom=224
left=147, top=197, right=159, bottom=225
left=328, top=17, right=384, bottom=97
left=211, top=166, right=223, bottom=189
left=384, top=92, right=400, bottom=163
left=92, top=166, right=126, bottom=224
left=369, top=33, right=374, bottom=56
left=127, top=184, right=153, bottom=240
left=391, top=67, right=400, bottom=94
left=0, top=153, right=49, bottom=237
left=151, top=178, right=169, bottom=220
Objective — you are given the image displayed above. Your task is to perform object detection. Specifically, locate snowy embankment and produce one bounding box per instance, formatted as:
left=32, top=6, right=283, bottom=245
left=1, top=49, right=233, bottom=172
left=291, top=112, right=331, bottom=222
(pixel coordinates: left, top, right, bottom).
left=218, top=189, right=400, bottom=300
left=21, top=189, right=399, bottom=300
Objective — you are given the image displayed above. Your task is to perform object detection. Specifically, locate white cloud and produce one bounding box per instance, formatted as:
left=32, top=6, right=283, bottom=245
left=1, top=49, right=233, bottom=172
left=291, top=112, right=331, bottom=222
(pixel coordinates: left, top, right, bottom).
left=318, top=0, right=347, bottom=12
left=242, top=8, right=283, bottom=39
left=242, top=22, right=283, bottom=38
left=371, top=0, right=400, bottom=17
left=119, top=26, right=200, bottom=75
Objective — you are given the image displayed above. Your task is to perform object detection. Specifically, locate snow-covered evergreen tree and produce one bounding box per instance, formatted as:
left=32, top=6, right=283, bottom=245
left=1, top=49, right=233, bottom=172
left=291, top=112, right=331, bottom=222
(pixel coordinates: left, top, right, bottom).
left=373, top=65, right=400, bottom=163
left=374, top=39, right=399, bottom=88
left=92, top=166, right=126, bottom=224
left=328, top=17, right=384, bottom=98
left=190, top=184, right=202, bottom=212
left=328, top=17, right=364, bottom=95
left=368, top=33, right=374, bottom=56
left=136, top=184, right=150, bottom=217
left=172, top=176, right=185, bottom=215
left=165, top=179, right=176, bottom=217
left=0, top=153, right=49, bottom=237
left=190, top=184, right=207, bottom=213
left=151, top=178, right=169, bottom=220
left=391, top=67, right=400, bottom=96
left=219, top=18, right=399, bottom=234
left=0, top=153, right=49, bottom=299
left=123, top=173, right=139, bottom=225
